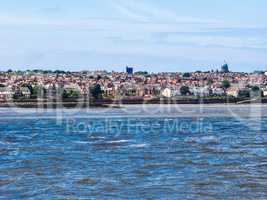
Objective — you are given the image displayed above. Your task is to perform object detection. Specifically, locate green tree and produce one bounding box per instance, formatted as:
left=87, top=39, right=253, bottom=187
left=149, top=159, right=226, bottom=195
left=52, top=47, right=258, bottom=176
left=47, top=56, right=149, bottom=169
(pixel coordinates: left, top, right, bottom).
left=54, top=70, right=66, bottom=74
left=222, top=80, right=231, bottom=90
left=90, top=84, right=103, bottom=99
left=62, top=89, right=80, bottom=99
left=135, top=71, right=148, bottom=76
left=251, top=86, right=260, bottom=92
left=32, top=85, right=45, bottom=98
left=238, top=89, right=250, bottom=98
left=251, top=86, right=262, bottom=97
left=183, top=73, right=191, bottom=78
left=180, top=86, right=190, bottom=96
left=207, top=79, right=214, bottom=86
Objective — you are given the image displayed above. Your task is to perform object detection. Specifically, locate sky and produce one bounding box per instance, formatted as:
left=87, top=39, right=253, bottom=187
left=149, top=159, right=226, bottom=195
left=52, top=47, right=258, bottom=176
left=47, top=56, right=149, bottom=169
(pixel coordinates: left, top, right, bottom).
left=0, top=0, right=267, bottom=72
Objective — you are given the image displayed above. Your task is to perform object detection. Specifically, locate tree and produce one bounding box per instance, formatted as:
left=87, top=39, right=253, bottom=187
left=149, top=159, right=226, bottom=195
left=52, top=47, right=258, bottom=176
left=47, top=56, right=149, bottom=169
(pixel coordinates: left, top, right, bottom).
left=207, top=79, right=214, bottom=86
left=253, top=70, right=264, bottom=75
left=62, top=89, right=80, bottom=99
left=21, top=83, right=34, bottom=95
left=251, top=86, right=260, bottom=92
left=238, top=89, right=250, bottom=98
left=180, top=86, right=190, bottom=96
left=183, top=73, right=191, bottom=78
left=54, top=70, right=66, bottom=74
left=222, top=80, right=231, bottom=90
left=32, top=85, right=45, bottom=99
left=251, top=86, right=262, bottom=97
left=90, top=84, right=103, bottom=99
left=135, top=71, right=148, bottom=76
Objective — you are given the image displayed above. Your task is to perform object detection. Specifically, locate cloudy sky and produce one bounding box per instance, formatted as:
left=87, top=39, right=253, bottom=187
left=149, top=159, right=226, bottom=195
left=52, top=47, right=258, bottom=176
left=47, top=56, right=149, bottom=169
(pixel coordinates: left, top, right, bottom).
left=0, top=0, right=267, bottom=72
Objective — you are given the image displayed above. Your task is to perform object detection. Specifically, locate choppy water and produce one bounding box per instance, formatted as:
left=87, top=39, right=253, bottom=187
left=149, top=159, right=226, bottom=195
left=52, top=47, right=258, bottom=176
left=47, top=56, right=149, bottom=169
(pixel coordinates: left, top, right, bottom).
left=1, top=105, right=267, bottom=199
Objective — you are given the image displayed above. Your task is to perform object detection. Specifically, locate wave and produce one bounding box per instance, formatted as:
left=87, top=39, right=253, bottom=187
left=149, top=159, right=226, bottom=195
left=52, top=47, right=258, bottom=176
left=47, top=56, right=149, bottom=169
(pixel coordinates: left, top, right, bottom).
left=106, top=140, right=132, bottom=144
left=90, top=136, right=106, bottom=139
left=129, top=143, right=148, bottom=148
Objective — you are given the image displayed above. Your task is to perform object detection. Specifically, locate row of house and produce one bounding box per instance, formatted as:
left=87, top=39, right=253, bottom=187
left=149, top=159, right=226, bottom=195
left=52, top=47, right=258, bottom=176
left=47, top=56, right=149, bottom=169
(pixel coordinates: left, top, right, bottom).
left=1, top=70, right=267, bottom=101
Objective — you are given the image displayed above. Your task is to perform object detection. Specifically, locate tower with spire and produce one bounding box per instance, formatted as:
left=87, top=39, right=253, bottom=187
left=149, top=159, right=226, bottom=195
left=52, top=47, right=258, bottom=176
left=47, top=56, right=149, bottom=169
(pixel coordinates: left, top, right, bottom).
left=221, top=61, right=229, bottom=73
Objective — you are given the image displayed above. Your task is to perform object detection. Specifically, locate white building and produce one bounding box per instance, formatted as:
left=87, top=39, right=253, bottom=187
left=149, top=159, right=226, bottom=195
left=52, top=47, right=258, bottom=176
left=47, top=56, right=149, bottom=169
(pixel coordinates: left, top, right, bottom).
left=161, top=87, right=180, bottom=98
left=190, top=87, right=210, bottom=97
left=212, top=88, right=225, bottom=96
left=0, top=87, right=14, bottom=101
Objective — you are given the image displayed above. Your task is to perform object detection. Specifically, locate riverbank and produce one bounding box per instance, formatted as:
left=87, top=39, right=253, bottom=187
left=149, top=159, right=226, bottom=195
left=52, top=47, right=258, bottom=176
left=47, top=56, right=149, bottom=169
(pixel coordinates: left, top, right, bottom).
left=0, top=97, right=266, bottom=108
left=0, top=101, right=112, bottom=108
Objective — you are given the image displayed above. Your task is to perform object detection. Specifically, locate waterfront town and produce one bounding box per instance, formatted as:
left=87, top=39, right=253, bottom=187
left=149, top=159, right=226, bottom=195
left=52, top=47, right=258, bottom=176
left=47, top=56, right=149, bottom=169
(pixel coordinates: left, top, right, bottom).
left=0, top=63, right=267, bottom=103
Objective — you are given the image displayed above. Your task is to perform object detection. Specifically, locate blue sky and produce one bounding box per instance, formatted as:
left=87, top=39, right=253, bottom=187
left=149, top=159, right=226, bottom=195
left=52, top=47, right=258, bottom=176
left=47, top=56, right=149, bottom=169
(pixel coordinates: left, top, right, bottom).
left=0, top=0, right=267, bottom=72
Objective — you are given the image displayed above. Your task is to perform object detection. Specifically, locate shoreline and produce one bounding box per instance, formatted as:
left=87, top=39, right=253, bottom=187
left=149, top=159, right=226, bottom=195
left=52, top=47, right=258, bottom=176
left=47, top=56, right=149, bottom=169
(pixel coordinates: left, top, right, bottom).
left=0, top=97, right=266, bottom=108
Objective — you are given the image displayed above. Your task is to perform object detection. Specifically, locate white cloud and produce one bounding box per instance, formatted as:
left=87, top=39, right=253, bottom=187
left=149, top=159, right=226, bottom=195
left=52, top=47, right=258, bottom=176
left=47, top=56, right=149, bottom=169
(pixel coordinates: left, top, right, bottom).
left=110, top=0, right=220, bottom=24
left=110, top=2, right=150, bottom=22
